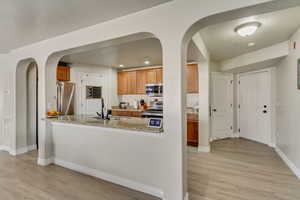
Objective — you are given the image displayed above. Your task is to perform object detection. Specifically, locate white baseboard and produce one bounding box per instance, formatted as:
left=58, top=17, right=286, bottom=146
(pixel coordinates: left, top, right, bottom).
left=38, top=157, right=54, bottom=166
left=184, top=192, right=189, bottom=200
left=12, top=144, right=38, bottom=155
left=198, top=145, right=211, bottom=153
left=27, top=144, right=37, bottom=152
left=54, top=158, right=164, bottom=199
left=0, top=145, right=11, bottom=153
left=275, top=146, right=300, bottom=179
left=269, top=143, right=276, bottom=148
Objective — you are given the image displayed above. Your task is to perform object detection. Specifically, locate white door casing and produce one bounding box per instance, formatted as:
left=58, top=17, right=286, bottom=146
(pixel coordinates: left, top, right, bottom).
left=238, top=69, right=271, bottom=145
left=211, top=73, right=234, bottom=141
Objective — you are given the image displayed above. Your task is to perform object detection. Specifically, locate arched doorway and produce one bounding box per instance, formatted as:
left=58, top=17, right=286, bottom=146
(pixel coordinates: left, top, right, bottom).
left=16, top=59, right=39, bottom=157
left=181, top=1, right=300, bottom=199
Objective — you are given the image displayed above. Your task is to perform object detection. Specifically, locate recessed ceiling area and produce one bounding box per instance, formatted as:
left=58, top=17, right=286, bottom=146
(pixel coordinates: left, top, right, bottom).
left=0, top=0, right=172, bottom=52
left=61, top=38, right=201, bottom=68
left=200, top=6, right=300, bottom=61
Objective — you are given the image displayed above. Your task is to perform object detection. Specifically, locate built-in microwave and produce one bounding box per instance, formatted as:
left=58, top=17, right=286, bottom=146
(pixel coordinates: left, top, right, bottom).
left=145, top=84, right=163, bottom=97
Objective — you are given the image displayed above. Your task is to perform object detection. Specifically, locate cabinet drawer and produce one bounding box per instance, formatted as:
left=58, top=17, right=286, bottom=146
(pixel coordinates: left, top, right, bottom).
left=111, top=110, right=142, bottom=117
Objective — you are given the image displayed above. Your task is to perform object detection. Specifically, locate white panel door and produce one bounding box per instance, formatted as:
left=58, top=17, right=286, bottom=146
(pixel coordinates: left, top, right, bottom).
left=79, top=73, right=105, bottom=115
left=239, top=70, right=271, bottom=145
left=211, top=73, right=233, bottom=140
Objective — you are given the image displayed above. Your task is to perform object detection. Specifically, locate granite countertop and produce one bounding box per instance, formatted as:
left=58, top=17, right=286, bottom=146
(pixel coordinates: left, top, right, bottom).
left=46, top=115, right=163, bottom=134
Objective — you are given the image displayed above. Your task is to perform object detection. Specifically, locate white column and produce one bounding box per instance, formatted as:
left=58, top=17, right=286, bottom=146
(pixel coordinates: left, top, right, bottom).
left=160, top=37, right=187, bottom=200
left=37, top=56, right=55, bottom=165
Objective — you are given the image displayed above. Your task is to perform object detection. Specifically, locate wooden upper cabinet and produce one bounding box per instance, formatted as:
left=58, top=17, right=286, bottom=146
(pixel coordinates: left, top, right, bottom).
left=156, top=68, right=163, bottom=84
left=146, top=69, right=157, bottom=84
left=136, top=70, right=147, bottom=94
left=117, top=65, right=198, bottom=95
left=117, top=67, right=164, bottom=95
left=118, top=71, right=128, bottom=95
left=187, top=64, right=199, bottom=93
left=57, top=66, right=70, bottom=81
left=127, top=71, right=137, bottom=94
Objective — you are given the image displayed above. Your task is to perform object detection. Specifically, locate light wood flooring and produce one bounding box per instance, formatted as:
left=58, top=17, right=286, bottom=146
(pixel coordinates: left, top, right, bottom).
left=188, top=138, right=300, bottom=200
left=0, top=138, right=299, bottom=200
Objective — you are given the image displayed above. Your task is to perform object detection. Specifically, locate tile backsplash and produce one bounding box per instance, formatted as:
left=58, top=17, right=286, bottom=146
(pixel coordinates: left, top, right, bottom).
left=118, top=94, right=199, bottom=108
left=118, top=95, right=163, bottom=106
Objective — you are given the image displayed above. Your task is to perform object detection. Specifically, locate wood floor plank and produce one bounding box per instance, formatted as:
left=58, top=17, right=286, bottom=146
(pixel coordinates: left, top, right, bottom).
left=188, top=138, right=300, bottom=200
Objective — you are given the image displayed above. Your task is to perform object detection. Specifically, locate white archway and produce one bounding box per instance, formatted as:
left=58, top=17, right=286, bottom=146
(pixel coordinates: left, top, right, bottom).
left=15, top=58, right=39, bottom=155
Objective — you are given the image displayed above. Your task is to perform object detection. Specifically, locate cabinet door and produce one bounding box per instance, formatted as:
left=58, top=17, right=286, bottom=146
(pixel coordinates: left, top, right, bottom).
left=187, top=120, right=199, bottom=147
left=187, top=64, right=199, bottom=93
left=156, top=68, right=163, bottom=84
left=57, top=66, right=70, bottom=81
left=112, top=110, right=131, bottom=117
left=136, top=70, right=147, bottom=94
left=131, top=111, right=142, bottom=117
left=118, top=72, right=128, bottom=95
left=127, top=71, right=137, bottom=94
left=146, top=69, right=157, bottom=84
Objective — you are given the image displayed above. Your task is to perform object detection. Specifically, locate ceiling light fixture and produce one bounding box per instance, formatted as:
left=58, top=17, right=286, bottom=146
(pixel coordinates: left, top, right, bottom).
left=119, top=64, right=124, bottom=67
left=144, top=60, right=150, bottom=65
left=235, top=22, right=261, bottom=37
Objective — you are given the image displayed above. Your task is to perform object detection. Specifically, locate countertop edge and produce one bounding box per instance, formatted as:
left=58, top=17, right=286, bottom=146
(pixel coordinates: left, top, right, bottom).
left=46, top=119, right=164, bottom=135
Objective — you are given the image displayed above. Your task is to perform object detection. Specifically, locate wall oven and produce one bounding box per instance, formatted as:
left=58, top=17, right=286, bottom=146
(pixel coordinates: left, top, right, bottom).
left=145, top=84, right=163, bottom=97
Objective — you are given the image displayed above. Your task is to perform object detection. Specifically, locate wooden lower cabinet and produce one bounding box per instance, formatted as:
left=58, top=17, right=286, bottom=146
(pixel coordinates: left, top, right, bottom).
left=111, top=110, right=142, bottom=118
left=187, top=114, right=199, bottom=147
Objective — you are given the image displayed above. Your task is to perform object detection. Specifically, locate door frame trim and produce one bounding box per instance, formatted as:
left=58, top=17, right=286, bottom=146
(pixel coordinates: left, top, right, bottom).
left=237, top=68, right=273, bottom=146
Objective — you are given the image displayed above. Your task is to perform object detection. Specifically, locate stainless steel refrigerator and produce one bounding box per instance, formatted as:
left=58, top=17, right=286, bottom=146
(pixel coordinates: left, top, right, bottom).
left=57, top=82, right=75, bottom=115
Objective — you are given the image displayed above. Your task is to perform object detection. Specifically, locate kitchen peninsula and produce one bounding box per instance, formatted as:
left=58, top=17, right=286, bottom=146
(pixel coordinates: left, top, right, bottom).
left=45, top=115, right=165, bottom=198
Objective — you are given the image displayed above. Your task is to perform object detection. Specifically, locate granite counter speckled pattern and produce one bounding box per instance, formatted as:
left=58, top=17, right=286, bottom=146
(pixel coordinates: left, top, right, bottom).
left=46, top=115, right=163, bottom=134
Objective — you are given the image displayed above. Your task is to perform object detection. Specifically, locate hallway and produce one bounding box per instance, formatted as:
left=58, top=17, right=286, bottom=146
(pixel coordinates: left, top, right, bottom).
left=188, top=138, right=300, bottom=200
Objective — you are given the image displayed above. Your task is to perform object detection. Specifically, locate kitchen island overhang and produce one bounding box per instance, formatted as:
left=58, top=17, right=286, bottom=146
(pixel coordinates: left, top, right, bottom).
left=44, top=116, right=166, bottom=198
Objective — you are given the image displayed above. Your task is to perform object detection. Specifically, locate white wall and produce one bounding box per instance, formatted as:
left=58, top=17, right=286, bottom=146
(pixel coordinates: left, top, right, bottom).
left=221, top=41, right=289, bottom=72
left=69, top=63, right=119, bottom=113
left=276, top=29, right=300, bottom=175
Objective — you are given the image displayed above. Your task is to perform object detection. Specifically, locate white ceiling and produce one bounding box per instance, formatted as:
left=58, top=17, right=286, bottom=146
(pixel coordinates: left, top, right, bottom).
left=200, top=6, right=300, bottom=61
left=0, top=0, right=172, bottom=52
left=61, top=38, right=201, bottom=68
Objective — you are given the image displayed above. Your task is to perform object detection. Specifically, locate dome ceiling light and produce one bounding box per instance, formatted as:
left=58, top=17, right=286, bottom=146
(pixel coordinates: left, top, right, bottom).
left=235, top=22, right=262, bottom=37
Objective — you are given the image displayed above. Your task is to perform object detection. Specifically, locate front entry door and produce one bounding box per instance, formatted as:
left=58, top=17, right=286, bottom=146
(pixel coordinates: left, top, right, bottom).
left=239, top=70, right=271, bottom=145
left=211, top=73, right=233, bottom=140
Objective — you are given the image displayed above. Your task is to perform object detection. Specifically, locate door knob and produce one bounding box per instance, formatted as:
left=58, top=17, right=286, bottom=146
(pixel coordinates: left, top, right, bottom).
left=213, top=109, right=217, bottom=112
left=263, top=110, right=267, bottom=114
